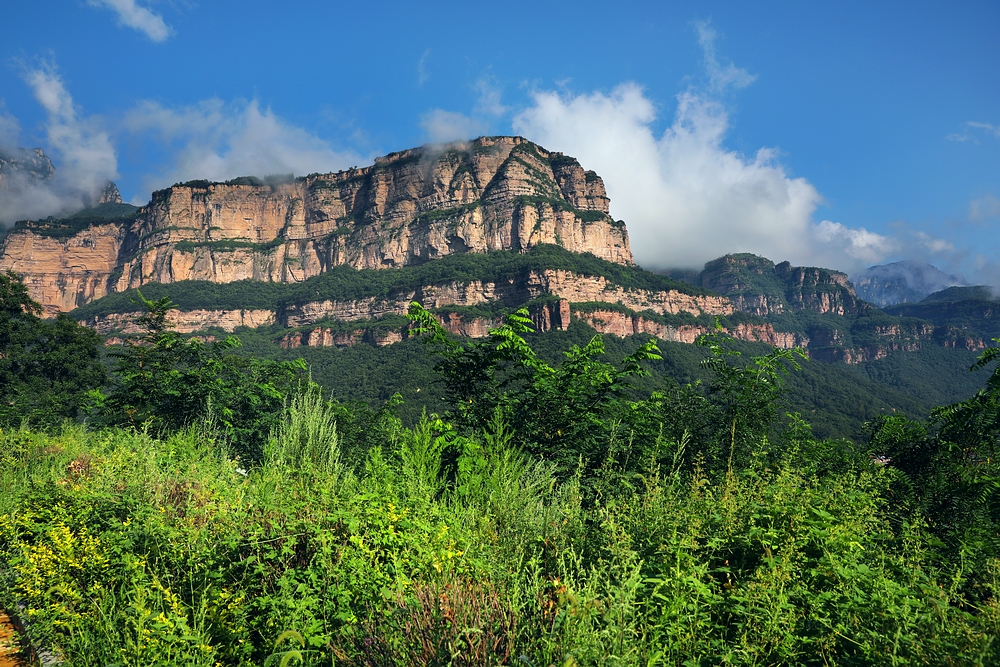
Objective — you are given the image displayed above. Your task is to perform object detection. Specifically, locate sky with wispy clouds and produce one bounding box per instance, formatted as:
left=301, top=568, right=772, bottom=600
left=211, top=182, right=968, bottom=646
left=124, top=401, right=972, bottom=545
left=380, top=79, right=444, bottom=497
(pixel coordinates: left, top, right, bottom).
left=1, top=1, right=998, bottom=282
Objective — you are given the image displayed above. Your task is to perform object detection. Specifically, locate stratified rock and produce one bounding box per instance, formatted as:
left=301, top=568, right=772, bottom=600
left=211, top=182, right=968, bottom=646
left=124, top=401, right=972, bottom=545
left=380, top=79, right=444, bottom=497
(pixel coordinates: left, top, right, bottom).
left=701, top=253, right=869, bottom=317
left=1, top=136, right=633, bottom=314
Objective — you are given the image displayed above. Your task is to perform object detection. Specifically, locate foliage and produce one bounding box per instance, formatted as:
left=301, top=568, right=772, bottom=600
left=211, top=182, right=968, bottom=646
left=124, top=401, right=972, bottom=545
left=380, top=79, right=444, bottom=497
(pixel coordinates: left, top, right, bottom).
left=697, top=325, right=807, bottom=474
left=0, top=270, right=106, bottom=427
left=69, top=245, right=713, bottom=321
left=94, top=292, right=306, bottom=460
left=3, top=301, right=1000, bottom=665
left=866, top=337, right=1000, bottom=583
left=408, top=301, right=662, bottom=479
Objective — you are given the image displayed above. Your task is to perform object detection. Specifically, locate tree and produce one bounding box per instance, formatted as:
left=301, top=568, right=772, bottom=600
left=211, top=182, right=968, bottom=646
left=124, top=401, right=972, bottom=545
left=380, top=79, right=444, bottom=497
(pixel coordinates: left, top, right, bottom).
left=407, top=302, right=662, bottom=477
left=0, top=270, right=106, bottom=427
left=867, top=337, right=1000, bottom=568
left=697, top=325, right=806, bottom=475
left=97, top=293, right=305, bottom=460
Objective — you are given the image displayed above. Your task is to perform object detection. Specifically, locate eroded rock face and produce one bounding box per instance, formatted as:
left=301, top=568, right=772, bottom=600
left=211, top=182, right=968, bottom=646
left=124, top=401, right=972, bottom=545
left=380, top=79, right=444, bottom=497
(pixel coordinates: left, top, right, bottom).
left=0, top=224, right=127, bottom=316
left=86, top=309, right=276, bottom=335
left=280, top=269, right=730, bottom=329
left=574, top=309, right=808, bottom=349
left=701, top=254, right=868, bottom=317
left=3, top=136, right=633, bottom=315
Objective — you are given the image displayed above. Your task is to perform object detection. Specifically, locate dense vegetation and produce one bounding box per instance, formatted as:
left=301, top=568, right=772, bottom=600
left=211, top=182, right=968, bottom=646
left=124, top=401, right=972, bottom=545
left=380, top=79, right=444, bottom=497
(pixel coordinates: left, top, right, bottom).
left=1, top=274, right=1000, bottom=665
left=69, top=245, right=713, bottom=320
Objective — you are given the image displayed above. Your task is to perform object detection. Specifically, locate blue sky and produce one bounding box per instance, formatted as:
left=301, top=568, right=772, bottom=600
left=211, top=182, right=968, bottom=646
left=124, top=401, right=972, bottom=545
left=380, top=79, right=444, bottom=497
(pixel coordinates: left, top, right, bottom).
left=1, top=1, right=998, bottom=281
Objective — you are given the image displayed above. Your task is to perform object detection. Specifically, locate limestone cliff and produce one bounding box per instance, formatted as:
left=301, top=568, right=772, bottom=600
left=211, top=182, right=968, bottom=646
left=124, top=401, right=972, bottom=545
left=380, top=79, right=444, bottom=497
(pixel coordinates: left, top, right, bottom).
left=1, top=136, right=632, bottom=315
left=81, top=267, right=731, bottom=334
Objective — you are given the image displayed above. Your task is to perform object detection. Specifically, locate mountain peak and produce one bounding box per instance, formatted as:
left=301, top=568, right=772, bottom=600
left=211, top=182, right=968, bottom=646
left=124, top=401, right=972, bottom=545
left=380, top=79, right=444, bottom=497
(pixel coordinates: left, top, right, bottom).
left=853, top=260, right=968, bottom=307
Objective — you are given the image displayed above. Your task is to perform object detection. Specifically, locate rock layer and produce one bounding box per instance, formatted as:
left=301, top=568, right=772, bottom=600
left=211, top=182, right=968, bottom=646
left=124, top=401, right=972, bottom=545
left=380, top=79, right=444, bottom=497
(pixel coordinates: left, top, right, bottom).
left=2, top=136, right=632, bottom=315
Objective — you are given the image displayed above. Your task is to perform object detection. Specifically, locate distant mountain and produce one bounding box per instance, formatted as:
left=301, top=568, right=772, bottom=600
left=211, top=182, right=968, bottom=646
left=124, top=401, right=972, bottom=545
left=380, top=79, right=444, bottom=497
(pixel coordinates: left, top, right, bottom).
left=0, top=147, right=55, bottom=190
left=852, top=260, right=968, bottom=307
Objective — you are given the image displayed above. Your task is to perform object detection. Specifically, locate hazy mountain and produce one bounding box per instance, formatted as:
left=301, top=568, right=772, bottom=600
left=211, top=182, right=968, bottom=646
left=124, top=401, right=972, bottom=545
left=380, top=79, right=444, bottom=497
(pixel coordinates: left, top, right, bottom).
left=852, top=260, right=968, bottom=307
left=0, top=147, right=55, bottom=190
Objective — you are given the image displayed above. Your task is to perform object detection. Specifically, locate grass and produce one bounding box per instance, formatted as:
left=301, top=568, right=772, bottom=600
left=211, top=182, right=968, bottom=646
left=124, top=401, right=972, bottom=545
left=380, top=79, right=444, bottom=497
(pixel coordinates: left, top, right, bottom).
left=1, top=412, right=997, bottom=665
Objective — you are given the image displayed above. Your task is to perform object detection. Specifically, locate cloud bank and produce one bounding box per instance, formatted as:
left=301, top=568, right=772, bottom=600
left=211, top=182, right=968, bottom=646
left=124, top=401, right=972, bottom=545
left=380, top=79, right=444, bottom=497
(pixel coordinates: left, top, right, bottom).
left=0, top=63, right=119, bottom=225
left=509, top=24, right=914, bottom=275
left=87, top=0, right=172, bottom=42
left=123, top=98, right=365, bottom=193
left=513, top=82, right=840, bottom=270
left=419, top=76, right=508, bottom=144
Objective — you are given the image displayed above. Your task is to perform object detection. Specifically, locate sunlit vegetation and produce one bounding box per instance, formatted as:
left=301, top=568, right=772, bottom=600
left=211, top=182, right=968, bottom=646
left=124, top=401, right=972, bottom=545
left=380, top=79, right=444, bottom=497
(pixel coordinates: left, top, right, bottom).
left=1, top=273, right=1000, bottom=665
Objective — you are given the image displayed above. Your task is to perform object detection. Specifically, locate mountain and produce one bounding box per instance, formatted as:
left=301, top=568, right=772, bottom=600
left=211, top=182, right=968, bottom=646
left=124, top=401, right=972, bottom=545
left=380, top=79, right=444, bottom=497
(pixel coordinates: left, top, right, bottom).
left=852, top=260, right=968, bottom=307
left=2, top=135, right=996, bottom=438
left=700, top=253, right=868, bottom=317
left=884, top=285, right=999, bottom=348
left=0, top=136, right=630, bottom=315
left=0, top=147, right=55, bottom=190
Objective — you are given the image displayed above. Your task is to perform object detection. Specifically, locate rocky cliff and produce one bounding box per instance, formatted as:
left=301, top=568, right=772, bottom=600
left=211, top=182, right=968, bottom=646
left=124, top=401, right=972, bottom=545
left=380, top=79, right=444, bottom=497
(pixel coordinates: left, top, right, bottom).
left=701, top=254, right=868, bottom=317
left=1, top=136, right=632, bottom=315
left=0, top=147, right=55, bottom=190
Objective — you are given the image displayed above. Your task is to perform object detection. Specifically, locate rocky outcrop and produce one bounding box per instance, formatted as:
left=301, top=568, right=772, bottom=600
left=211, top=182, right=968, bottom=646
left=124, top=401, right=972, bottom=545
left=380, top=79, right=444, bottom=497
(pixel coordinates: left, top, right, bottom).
left=98, top=182, right=123, bottom=205
left=776, top=262, right=867, bottom=316
left=280, top=327, right=402, bottom=349
left=86, top=308, right=276, bottom=335
left=574, top=308, right=808, bottom=349
left=1, top=223, right=127, bottom=316
left=0, top=148, right=54, bottom=190
left=281, top=269, right=730, bottom=329
left=701, top=254, right=869, bottom=317
left=2, top=136, right=633, bottom=315
left=811, top=343, right=924, bottom=365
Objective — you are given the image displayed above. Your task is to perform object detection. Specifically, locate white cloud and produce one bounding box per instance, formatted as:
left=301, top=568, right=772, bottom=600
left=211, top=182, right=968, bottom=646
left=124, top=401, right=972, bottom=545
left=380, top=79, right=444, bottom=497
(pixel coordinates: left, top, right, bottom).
left=474, top=76, right=508, bottom=117
left=0, top=102, right=21, bottom=146
left=25, top=65, right=118, bottom=195
left=419, top=109, right=485, bottom=144
left=969, top=194, right=1000, bottom=221
left=696, top=21, right=757, bottom=92
left=417, top=49, right=431, bottom=87
left=124, top=98, right=364, bottom=191
left=513, top=82, right=829, bottom=269
left=87, top=0, right=172, bottom=42
left=0, top=63, right=119, bottom=225
left=967, top=121, right=1000, bottom=138
left=947, top=121, right=1000, bottom=143
left=508, top=21, right=956, bottom=274
left=813, top=220, right=897, bottom=264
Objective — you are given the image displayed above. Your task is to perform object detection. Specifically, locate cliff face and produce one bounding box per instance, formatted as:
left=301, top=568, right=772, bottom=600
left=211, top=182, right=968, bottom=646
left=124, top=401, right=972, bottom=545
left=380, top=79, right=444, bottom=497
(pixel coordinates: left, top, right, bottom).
left=82, top=267, right=730, bottom=334
left=2, top=136, right=632, bottom=315
left=0, top=223, right=127, bottom=316
left=274, top=300, right=805, bottom=352
left=701, top=254, right=868, bottom=317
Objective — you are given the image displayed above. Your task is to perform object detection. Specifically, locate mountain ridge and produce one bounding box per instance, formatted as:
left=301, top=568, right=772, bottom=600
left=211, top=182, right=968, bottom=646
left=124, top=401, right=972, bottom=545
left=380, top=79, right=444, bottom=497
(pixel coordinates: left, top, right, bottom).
left=0, top=136, right=630, bottom=315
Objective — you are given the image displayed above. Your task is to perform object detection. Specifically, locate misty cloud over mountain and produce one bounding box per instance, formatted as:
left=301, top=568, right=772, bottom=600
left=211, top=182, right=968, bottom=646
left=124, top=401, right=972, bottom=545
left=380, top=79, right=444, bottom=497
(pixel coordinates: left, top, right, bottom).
left=853, top=260, right=970, bottom=307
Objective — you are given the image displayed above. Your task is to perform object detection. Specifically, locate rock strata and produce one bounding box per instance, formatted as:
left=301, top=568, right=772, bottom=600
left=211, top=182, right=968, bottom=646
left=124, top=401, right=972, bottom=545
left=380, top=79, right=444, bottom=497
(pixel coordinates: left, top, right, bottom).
left=2, top=136, right=633, bottom=315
